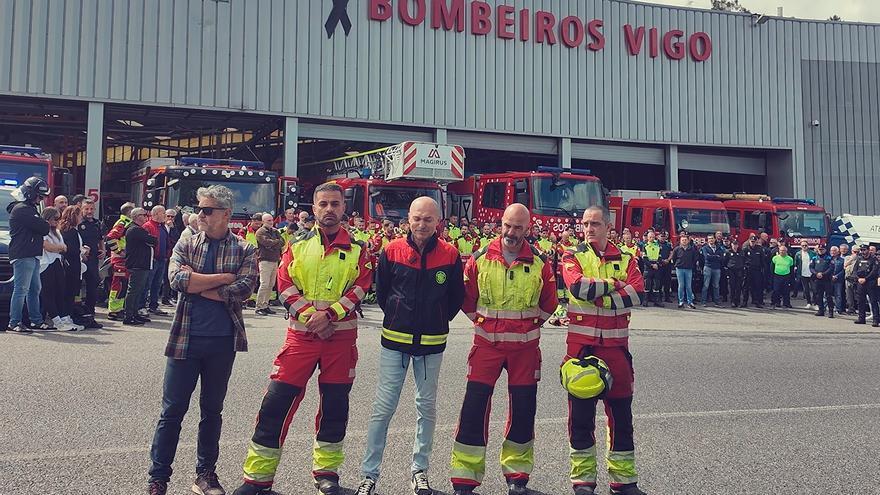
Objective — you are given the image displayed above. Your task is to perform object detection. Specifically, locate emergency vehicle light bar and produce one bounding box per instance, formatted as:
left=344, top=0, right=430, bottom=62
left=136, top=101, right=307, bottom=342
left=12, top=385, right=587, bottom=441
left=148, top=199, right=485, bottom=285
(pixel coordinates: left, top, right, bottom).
left=660, top=192, right=726, bottom=201
left=178, top=157, right=265, bottom=169
left=771, top=197, right=815, bottom=205
left=0, top=145, right=49, bottom=158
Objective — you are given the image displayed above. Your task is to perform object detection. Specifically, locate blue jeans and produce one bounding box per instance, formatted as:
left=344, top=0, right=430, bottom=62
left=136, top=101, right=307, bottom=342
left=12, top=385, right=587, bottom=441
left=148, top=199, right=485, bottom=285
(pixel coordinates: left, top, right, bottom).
left=10, top=257, right=43, bottom=326
left=676, top=268, right=694, bottom=305
left=149, top=336, right=236, bottom=482
left=141, top=258, right=167, bottom=310
left=834, top=281, right=846, bottom=313
left=701, top=267, right=722, bottom=304
left=361, top=347, right=444, bottom=481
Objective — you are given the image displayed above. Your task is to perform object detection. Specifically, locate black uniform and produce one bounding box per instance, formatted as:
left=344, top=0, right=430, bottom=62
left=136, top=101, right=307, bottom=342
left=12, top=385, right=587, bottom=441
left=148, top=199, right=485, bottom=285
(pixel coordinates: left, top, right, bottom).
left=659, top=240, right=674, bottom=302
left=78, top=217, right=103, bottom=319
left=851, top=255, right=877, bottom=324
left=742, top=243, right=766, bottom=307
left=723, top=248, right=745, bottom=307
left=810, top=254, right=834, bottom=317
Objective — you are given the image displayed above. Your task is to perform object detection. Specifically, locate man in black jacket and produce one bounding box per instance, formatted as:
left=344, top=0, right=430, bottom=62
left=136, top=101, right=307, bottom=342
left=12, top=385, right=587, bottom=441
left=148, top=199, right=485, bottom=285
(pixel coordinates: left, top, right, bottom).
left=356, top=197, right=464, bottom=495
left=742, top=235, right=766, bottom=308
left=852, top=244, right=877, bottom=325
left=723, top=239, right=746, bottom=307
left=6, top=176, right=52, bottom=332
left=123, top=208, right=156, bottom=325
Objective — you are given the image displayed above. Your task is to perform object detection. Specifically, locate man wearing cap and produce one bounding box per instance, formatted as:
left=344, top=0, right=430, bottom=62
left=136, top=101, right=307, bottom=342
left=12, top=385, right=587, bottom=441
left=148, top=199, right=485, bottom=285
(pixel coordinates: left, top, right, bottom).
left=561, top=205, right=647, bottom=495
left=851, top=244, right=878, bottom=325
left=742, top=234, right=766, bottom=308
left=810, top=245, right=835, bottom=318
left=449, top=204, right=557, bottom=495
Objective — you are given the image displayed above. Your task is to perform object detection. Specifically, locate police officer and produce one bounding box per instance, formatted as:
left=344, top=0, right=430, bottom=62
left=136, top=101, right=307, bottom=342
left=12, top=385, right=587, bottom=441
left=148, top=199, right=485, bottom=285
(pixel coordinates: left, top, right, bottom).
left=871, top=251, right=880, bottom=327
left=719, top=236, right=732, bottom=302
left=76, top=199, right=103, bottom=329
left=810, top=244, right=834, bottom=318
left=851, top=244, right=876, bottom=325
left=723, top=239, right=745, bottom=308
left=640, top=231, right=664, bottom=307
left=742, top=234, right=766, bottom=308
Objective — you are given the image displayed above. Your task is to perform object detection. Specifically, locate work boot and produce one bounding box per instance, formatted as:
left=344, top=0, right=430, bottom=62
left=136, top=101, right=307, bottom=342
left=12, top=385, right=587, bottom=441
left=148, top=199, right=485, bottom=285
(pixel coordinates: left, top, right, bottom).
left=573, top=486, right=596, bottom=495
left=314, top=477, right=340, bottom=495
left=653, top=301, right=665, bottom=308
left=814, top=311, right=825, bottom=317
left=828, top=312, right=834, bottom=319
left=107, top=311, right=124, bottom=321
left=123, top=316, right=144, bottom=326
left=507, top=480, right=529, bottom=495
left=411, top=471, right=433, bottom=495
left=873, top=321, right=879, bottom=328
left=148, top=480, right=167, bottom=495
left=135, top=315, right=152, bottom=324
left=854, top=319, right=866, bottom=325
left=192, top=470, right=225, bottom=495
left=452, top=489, right=474, bottom=495
left=610, top=485, right=648, bottom=495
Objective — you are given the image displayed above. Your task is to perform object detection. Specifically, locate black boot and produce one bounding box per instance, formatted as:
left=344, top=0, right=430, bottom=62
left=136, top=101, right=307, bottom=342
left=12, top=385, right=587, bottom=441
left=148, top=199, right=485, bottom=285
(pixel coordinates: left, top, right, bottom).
left=232, top=483, right=280, bottom=495
left=314, top=477, right=340, bottom=495
left=611, top=485, right=648, bottom=495
left=854, top=319, right=866, bottom=325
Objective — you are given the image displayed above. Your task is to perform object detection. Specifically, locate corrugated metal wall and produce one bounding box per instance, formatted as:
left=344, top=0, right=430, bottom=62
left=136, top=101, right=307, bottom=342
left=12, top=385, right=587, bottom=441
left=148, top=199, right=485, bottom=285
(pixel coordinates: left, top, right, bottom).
left=0, top=0, right=878, bottom=212
left=802, top=60, right=880, bottom=216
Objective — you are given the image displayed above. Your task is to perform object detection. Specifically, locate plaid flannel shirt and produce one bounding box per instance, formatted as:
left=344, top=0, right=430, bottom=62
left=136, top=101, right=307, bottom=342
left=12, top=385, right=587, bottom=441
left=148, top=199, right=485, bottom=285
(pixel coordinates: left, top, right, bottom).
left=165, top=229, right=258, bottom=359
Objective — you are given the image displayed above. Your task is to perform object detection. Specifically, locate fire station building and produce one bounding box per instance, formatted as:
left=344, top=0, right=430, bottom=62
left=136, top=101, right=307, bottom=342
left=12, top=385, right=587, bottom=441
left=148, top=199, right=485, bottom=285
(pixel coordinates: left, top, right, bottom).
left=0, top=0, right=879, bottom=215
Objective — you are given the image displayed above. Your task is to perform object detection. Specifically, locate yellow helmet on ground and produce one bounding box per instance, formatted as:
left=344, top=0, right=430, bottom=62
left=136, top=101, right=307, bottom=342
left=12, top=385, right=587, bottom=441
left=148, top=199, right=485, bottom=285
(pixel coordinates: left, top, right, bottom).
left=560, top=356, right=613, bottom=399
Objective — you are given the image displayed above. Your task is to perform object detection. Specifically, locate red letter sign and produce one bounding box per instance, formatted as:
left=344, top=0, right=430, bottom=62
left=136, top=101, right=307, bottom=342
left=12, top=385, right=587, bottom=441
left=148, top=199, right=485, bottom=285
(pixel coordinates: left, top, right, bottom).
left=497, top=4, right=515, bottom=39
left=369, top=0, right=392, bottom=21
left=399, top=0, right=427, bottom=26
left=535, top=11, right=557, bottom=45
left=470, top=1, right=492, bottom=35
left=663, top=29, right=686, bottom=60
left=586, top=19, right=605, bottom=51
left=431, top=0, right=464, bottom=32
left=623, top=25, right=645, bottom=55
left=689, top=32, right=712, bottom=61
left=560, top=16, right=584, bottom=48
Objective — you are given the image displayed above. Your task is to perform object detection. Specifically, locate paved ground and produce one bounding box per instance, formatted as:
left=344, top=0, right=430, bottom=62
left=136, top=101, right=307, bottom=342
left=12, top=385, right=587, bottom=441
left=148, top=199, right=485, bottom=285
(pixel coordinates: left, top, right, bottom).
left=1, top=300, right=879, bottom=495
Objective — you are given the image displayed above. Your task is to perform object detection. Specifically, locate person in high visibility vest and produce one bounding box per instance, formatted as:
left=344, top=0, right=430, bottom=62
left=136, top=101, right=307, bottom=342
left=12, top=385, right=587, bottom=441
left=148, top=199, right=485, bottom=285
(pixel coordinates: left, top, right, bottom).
left=244, top=213, right=262, bottom=306
left=105, top=202, right=136, bottom=320
left=447, top=215, right=462, bottom=241
left=372, top=218, right=398, bottom=254
left=232, top=183, right=373, bottom=495
left=640, top=231, right=664, bottom=307
left=561, top=205, right=647, bottom=495
left=356, top=197, right=464, bottom=495
left=449, top=204, right=558, bottom=495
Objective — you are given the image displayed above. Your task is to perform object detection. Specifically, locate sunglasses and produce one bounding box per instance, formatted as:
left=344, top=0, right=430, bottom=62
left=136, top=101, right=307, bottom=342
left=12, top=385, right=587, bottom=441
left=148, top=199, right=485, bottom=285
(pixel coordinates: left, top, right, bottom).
left=195, top=206, right=226, bottom=216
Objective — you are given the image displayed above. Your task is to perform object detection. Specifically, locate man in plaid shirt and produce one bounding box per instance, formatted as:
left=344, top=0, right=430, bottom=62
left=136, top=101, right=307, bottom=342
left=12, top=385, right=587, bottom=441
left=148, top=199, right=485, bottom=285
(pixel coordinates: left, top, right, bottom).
left=147, top=184, right=258, bottom=495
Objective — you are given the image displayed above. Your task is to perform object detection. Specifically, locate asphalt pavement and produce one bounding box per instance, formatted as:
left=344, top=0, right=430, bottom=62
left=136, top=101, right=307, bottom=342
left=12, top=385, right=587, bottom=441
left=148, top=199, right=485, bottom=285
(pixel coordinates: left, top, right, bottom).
left=1, top=300, right=879, bottom=495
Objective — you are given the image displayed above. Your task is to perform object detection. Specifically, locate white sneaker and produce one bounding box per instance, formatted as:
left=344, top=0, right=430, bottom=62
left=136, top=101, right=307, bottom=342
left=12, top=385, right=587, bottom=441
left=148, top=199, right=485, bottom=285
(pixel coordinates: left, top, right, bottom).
left=138, top=308, right=150, bottom=317
left=51, top=316, right=65, bottom=330
left=803, top=304, right=812, bottom=309
left=355, top=477, right=377, bottom=495
left=61, top=316, right=84, bottom=332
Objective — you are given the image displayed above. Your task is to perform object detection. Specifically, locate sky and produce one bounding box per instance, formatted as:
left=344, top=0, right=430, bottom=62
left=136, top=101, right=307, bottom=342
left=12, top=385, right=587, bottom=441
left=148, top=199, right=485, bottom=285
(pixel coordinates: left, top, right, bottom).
left=631, top=0, right=880, bottom=23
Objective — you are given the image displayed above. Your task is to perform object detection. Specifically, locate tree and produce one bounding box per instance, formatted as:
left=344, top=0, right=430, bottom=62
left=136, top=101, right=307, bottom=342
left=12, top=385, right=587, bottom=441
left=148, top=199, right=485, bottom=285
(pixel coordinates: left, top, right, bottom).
left=828, top=15, right=843, bottom=21
left=710, top=0, right=751, bottom=13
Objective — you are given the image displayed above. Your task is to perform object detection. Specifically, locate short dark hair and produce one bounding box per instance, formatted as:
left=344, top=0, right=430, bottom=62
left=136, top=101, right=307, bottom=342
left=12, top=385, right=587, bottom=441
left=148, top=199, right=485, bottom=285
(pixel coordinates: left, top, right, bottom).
left=313, top=182, right=343, bottom=200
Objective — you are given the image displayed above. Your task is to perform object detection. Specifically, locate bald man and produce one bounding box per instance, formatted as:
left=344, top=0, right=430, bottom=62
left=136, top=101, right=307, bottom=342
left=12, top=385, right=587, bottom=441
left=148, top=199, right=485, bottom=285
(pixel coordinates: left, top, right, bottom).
left=254, top=213, right=285, bottom=315
left=53, top=195, right=68, bottom=211
left=450, top=203, right=558, bottom=495
left=356, top=197, right=464, bottom=495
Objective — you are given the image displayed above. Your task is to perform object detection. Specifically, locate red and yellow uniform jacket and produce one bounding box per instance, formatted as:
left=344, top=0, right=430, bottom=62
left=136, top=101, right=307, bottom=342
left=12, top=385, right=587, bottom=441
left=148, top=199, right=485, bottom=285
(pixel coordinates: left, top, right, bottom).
left=562, top=241, right=645, bottom=347
left=277, top=228, right=373, bottom=341
left=462, top=239, right=558, bottom=350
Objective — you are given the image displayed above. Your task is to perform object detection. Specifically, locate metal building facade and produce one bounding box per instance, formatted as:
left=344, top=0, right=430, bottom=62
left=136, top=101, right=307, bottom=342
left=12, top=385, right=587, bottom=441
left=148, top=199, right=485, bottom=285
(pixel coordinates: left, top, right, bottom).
left=0, top=0, right=878, bottom=213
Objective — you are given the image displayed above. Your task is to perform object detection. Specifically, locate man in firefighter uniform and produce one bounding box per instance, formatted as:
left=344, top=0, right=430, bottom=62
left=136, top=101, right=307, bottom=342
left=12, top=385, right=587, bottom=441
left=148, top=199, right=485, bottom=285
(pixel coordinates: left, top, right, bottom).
left=449, top=204, right=558, bottom=495
left=640, top=231, right=663, bottom=307
left=106, top=202, right=136, bottom=320
left=561, top=205, right=647, bottom=495
left=233, top=183, right=373, bottom=495
left=851, top=244, right=877, bottom=325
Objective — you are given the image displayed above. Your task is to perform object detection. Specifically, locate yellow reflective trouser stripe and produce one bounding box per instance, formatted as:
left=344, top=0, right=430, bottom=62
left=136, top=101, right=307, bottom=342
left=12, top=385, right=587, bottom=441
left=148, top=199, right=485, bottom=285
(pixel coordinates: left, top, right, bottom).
left=313, top=440, right=344, bottom=473
left=107, top=291, right=124, bottom=313
left=499, top=439, right=534, bottom=476
left=570, top=446, right=598, bottom=485
left=242, top=441, right=282, bottom=483
left=382, top=328, right=448, bottom=345
left=450, top=441, right=486, bottom=483
left=607, top=450, right=638, bottom=485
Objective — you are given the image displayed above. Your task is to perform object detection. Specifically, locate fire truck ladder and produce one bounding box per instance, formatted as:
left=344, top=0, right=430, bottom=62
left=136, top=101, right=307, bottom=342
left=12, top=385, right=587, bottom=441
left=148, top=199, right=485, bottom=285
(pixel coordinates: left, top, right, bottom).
left=301, top=146, right=393, bottom=179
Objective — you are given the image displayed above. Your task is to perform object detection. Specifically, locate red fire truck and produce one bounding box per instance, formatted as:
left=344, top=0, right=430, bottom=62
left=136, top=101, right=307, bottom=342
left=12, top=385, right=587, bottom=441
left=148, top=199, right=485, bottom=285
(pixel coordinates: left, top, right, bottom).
left=131, top=157, right=299, bottom=230
left=0, top=145, right=72, bottom=207
left=446, top=167, right=606, bottom=235
left=301, top=142, right=465, bottom=224
left=723, top=195, right=830, bottom=248
left=610, top=191, right=730, bottom=238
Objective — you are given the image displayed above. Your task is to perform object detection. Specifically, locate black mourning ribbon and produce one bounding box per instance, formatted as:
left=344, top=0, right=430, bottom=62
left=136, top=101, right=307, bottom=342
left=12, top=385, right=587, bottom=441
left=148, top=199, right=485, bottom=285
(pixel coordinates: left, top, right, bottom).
left=325, top=0, right=352, bottom=38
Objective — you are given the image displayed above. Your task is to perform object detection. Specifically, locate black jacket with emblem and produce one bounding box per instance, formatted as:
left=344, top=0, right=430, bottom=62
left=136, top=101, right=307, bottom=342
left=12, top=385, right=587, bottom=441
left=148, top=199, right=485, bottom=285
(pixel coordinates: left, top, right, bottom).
left=376, top=233, right=464, bottom=356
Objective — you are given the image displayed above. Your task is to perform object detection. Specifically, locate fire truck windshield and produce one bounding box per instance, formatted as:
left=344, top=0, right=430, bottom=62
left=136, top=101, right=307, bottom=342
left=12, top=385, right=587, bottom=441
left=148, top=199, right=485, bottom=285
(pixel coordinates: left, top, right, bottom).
left=169, top=178, right=276, bottom=217
left=0, top=160, right=49, bottom=186
left=777, top=209, right=828, bottom=237
left=369, top=186, right=442, bottom=221
left=531, top=178, right=605, bottom=217
left=0, top=187, right=15, bottom=229
left=673, top=208, right=730, bottom=234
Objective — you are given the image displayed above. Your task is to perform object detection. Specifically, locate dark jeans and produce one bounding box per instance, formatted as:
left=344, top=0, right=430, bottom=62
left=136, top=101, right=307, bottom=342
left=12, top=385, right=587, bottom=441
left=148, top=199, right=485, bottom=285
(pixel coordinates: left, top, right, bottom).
left=799, top=276, right=813, bottom=303
left=143, top=258, right=167, bottom=310
left=772, top=274, right=791, bottom=307
left=834, top=281, right=846, bottom=313
left=149, top=336, right=236, bottom=483
left=124, top=269, right=150, bottom=318
left=40, top=260, right=67, bottom=319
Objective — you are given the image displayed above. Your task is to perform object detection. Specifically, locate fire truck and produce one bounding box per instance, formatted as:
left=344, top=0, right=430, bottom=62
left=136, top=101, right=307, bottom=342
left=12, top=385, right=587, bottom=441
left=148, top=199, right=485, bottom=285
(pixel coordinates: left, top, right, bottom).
left=131, top=157, right=299, bottom=230
left=446, top=167, right=606, bottom=235
left=609, top=190, right=730, bottom=238
left=723, top=195, right=830, bottom=248
left=0, top=145, right=72, bottom=207
left=300, top=142, right=465, bottom=224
